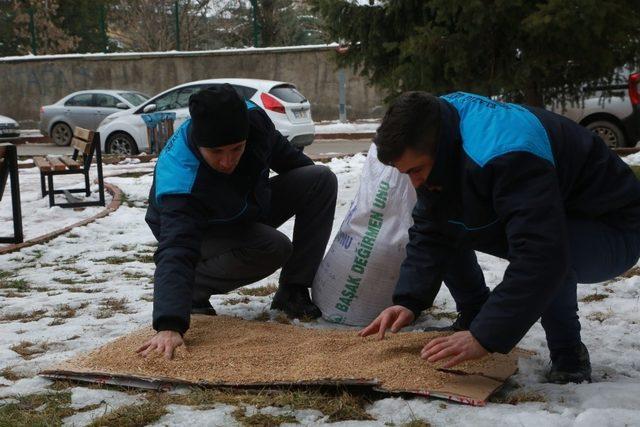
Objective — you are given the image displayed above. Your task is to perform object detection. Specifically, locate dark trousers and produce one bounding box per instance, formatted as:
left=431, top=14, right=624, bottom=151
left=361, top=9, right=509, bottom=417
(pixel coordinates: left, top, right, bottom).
left=443, top=218, right=640, bottom=351
left=192, top=165, right=338, bottom=302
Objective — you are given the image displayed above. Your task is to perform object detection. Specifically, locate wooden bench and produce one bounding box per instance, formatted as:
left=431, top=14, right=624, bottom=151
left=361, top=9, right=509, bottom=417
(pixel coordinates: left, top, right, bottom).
left=0, top=143, right=23, bottom=243
left=34, top=127, right=105, bottom=208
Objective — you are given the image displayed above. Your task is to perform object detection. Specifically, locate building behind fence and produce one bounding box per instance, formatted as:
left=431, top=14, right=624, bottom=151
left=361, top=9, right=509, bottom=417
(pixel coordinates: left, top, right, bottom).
left=0, top=45, right=385, bottom=128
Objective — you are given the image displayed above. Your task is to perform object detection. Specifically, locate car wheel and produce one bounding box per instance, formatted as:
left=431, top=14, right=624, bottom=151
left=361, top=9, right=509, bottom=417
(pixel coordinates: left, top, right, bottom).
left=51, top=122, right=72, bottom=146
left=586, top=120, right=626, bottom=148
left=106, top=132, right=139, bottom=155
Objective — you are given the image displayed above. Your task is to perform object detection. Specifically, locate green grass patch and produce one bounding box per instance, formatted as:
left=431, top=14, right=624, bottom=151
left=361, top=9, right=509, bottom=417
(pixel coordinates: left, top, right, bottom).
left=123, top=271, right=151, bottom=280
left=222, top=297, right=252, bottom=306
left=587, top=310, right=613, bottom=323
left=0, top=367, right=27, bottom=381
left=66, top=286, right=103, bottom=293
left=133, top=253, right=155, bottom=264
left=238, top=284, right=278, bottom=297
left=86, top=402, right=167, bottom=427
left=10, top=340, right=50, bottom=359
left=619, top=266, right=640, bottom=278
left=0, top=278, right=30, bottom=292
left=0, top=270, right=14, bottom=280
left=160, top=387, right=374, bottom=423
left=0, top=392, right=74, bottom=426
left=0, top=309, right=48, bottom=323
left=580, top=293, right=608, bottom=303
left=96, top=256, right=132, bottom=265
left=490, top=390, right=546, bottom=405
left=232, top=408, right=297, bottom=426
left=95, top=297, right=131, bottom=319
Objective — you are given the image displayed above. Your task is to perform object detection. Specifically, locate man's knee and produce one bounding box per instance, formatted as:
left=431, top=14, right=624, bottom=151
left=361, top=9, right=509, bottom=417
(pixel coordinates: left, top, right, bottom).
left=266, top=230, right=293, bottom=267
left=316, top=165, right=338, bottom=195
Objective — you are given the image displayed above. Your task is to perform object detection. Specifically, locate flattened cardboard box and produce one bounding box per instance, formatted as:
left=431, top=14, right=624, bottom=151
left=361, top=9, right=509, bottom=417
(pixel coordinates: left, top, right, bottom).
left=41, top=315, right=525, bottom=406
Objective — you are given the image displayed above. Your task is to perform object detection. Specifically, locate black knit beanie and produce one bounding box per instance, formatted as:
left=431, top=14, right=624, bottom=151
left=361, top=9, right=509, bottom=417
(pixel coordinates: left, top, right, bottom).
left=188, top=84, right=249, bottom=148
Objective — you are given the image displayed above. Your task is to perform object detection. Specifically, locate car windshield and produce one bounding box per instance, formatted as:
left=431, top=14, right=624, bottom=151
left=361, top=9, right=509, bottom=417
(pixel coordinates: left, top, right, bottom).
left=269, top=85, right=307, bottom=103
left=119, top=92, right=150, bottom=106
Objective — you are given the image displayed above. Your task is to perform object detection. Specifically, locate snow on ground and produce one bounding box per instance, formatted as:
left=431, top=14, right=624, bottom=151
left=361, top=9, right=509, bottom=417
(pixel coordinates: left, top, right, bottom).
left=315, top=120, right=380, bottom=135
left=1, top=154, right=640, bottom=426
left=0, top=166, right=114, bottom=241
left=622, top=151, right=640, bottom=166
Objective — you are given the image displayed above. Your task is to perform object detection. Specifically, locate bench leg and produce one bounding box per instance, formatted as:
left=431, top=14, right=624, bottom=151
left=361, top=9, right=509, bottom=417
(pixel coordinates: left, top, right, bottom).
left=84, top=172, right=91, bottom=197
left=40, top=172, right=46, bottom=197
left=47, top=174, right=55, bottom=207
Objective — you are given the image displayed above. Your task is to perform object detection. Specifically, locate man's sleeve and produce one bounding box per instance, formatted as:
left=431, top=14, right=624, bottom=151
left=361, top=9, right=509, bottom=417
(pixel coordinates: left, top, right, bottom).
left=393, top=196, right=455, bottom=318
left=152, top=195, right=207, bottom=335
left=469, top=152, right=569, bottom=354
left=248, top=108, right=313, bottom=173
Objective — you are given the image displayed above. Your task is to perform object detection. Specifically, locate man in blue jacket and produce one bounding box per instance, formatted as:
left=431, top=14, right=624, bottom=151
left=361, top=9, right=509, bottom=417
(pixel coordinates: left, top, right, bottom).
left=137, top=85, right=337, bottom=359
left=360, top=91, right=640, bottom=383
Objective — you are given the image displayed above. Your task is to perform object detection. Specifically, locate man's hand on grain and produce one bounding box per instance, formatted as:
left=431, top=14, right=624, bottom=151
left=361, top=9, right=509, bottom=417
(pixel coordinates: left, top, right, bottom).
left=136, top=330, right=184, bottom=360
left=421, top=331, right=488, bottom=368
left=358, top=305, right=415, bottom=340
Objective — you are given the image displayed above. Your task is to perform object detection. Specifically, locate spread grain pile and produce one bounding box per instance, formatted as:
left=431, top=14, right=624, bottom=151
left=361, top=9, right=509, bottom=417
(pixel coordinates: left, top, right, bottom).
left=53, top=315, right=518, bottom=392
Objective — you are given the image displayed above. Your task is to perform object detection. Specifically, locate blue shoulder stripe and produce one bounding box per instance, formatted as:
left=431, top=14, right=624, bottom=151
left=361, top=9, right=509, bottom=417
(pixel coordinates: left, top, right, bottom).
left=155, top=120, right=199, bottom=203
left=442, top=92, right=554, bottom=167
left=246, top=100, right=259, bottom=110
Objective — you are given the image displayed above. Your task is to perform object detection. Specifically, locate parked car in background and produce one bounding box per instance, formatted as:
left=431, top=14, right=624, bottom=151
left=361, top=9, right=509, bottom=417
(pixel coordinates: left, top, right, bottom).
left=97, top=78, right=315, bottom=155
left=555, top=72, right=640, bottom=148
left=40, top=90, right=150, bottom=146
left=0, top=114, right=20, bottom=138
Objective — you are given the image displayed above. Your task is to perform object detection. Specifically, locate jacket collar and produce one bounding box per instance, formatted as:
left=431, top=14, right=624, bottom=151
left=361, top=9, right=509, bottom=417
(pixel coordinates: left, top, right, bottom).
left=419, top=97, right=463, bottom=199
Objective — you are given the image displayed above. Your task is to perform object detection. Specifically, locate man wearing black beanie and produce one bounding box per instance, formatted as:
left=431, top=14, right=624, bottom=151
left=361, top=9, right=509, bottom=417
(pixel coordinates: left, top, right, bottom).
left=139, top=84, right=337, bottom=359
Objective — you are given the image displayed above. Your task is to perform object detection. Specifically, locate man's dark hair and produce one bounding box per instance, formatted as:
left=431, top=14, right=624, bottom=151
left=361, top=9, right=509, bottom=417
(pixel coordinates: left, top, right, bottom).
left=374, top=91, right=441, bottom=165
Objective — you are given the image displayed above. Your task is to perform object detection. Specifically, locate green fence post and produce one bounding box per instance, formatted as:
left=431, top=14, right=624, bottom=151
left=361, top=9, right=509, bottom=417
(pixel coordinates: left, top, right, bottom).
left=100, top=3, right=107, bottom=52
left=28, top=7, right=37, bottom=55
left=250, top=0, right=259, bottom=47
left=174, top=0, right=180, bottom=50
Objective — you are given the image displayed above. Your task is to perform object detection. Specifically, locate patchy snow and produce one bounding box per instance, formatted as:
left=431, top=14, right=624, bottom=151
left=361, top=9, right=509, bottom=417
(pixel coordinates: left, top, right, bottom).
left=149, top=404, right=239, bottom=426
left=315, top=120, right=379, bottom=134
left=0, top=153, right=639, bottom=425
left=0, top=166, right=114, bottom=242
left=62, top=387, right=146, bottom=426
left=622, top=151, right=640, bottom=166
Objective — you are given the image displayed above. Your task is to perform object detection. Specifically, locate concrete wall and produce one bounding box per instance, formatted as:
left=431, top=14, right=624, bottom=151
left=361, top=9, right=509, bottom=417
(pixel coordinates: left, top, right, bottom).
left=0, top=46, right=385, bottom=128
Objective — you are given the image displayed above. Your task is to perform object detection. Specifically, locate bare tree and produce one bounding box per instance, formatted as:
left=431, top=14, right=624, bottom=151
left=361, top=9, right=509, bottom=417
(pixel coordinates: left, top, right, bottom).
left=10, top=0, right=78, bottom=55
left=109, top=0, right=210, bottom=51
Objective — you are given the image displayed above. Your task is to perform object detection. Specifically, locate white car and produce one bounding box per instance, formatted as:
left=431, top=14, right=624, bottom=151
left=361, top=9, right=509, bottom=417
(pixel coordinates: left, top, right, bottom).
left=97, top=78, right=315, bottom=155
left=553, top=72, right=640, bottom=148
left=0, top=114, right=20, bottom=139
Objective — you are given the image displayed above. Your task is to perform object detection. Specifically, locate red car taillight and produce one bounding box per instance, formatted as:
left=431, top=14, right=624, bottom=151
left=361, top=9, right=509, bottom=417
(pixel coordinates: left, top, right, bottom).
left=260, top=92, right=286, bottom=114
left=629, top=73, right=640, bottom=106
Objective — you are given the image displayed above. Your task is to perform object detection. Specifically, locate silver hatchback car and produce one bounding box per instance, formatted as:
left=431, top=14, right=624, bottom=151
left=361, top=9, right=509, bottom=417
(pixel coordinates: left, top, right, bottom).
left=40, top=90, right=149, bottom=146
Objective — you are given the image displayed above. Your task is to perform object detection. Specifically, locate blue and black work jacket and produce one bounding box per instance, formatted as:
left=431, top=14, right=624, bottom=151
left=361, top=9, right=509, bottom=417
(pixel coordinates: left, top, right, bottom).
left=394, top=92, right=640, bottom=353
left=145, top=102, right=313, bottom=334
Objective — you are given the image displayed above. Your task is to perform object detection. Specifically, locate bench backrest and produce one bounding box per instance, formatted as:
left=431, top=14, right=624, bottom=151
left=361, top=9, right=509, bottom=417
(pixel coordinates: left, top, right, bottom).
left=71, top=127, right=96, bottom=169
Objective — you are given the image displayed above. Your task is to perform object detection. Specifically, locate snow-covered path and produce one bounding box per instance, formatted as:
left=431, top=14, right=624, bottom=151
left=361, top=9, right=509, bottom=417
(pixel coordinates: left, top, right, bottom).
left=0, top=154, right=639, bottom=426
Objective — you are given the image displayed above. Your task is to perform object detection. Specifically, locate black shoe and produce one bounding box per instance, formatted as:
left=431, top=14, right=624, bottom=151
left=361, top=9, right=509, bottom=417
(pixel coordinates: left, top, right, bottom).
left=270, top=285, right=322, bottom=319
left=191, top=300, right=217, bottom=316
left=546, top=342, right=592, bottom=384
left=450, top=310, right=479, bottom=331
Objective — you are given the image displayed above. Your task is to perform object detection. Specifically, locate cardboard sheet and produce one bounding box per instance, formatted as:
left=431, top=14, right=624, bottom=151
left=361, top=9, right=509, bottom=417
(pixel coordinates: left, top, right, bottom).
left=41, top=315, right=525, bottom=406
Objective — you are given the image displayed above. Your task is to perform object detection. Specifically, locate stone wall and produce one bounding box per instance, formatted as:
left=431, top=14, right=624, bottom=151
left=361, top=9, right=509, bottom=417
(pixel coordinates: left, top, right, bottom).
left=0, top=45, right=385, bottom=127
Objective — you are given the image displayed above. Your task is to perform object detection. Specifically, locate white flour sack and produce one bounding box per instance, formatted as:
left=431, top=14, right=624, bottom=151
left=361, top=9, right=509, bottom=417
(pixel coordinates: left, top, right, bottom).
left=312, top=143, right=417, bottom=326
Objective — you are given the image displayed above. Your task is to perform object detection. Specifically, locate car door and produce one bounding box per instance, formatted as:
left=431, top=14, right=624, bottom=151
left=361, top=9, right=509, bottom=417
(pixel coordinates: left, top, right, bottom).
left=93, top=93, right=123, bottom=128
left=63, top=93, right=96, bottom=129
